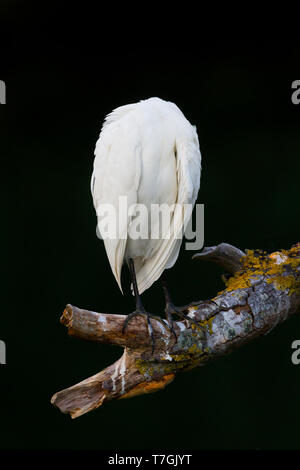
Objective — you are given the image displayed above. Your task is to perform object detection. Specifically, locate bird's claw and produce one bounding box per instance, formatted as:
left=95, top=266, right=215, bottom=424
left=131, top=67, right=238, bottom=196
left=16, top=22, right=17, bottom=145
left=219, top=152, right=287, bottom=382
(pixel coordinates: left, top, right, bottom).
left=122, top=309, right=173, bottom=353
left=165, top=302, right=200, bottom=330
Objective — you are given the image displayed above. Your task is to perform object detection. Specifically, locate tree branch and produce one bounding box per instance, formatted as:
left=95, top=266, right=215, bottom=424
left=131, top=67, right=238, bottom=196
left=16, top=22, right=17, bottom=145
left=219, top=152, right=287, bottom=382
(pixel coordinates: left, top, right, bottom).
left=51, top=243, right=300, bottom=418
left=192, top=242, right=246, bottom=274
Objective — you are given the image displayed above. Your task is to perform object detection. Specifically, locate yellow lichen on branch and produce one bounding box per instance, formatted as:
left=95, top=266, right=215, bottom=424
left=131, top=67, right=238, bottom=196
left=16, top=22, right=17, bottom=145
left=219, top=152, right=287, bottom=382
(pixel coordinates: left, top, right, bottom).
left=119, top=373, right=175, bottom=399
left=224, top=245, right=300, bottom=295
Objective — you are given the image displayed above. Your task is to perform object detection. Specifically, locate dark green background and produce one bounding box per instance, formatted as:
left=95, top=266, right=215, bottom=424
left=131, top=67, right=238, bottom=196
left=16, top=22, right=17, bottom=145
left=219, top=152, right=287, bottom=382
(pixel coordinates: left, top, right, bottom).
left=1, top=5, right=300, bottom=451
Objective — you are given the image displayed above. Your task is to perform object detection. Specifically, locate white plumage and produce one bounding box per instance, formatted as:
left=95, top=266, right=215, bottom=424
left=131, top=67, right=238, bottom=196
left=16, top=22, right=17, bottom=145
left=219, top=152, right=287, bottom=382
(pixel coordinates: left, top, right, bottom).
left=91, top=97, right=201, bottom=295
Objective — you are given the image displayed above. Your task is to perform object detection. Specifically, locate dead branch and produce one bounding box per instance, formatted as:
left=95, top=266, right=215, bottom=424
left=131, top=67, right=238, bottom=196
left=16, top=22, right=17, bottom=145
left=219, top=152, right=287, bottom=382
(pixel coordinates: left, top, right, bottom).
left=51, top=242, right=300, bottom=418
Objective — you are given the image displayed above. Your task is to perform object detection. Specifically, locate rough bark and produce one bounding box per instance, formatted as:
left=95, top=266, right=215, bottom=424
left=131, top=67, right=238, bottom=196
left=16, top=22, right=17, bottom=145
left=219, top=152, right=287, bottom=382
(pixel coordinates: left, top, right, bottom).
left=51, top=242, right=300, bottom=418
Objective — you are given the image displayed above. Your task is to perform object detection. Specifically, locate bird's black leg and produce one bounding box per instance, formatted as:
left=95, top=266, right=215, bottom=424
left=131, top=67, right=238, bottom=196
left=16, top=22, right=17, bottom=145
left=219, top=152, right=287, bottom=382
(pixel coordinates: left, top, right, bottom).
left=122, top=259, right=170, bottom=353
left=161, top=271, right=200, bottom=330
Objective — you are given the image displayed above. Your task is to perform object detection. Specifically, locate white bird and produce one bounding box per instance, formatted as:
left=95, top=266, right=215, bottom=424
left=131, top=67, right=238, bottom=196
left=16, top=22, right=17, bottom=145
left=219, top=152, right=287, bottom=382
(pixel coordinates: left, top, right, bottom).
left=91, top=97, right=201, bottom=346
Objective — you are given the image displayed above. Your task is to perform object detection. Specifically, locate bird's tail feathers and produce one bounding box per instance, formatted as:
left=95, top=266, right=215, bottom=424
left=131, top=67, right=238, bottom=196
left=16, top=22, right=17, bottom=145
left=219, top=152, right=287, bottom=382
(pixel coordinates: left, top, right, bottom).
left=102, top=234, right=127, bottom=295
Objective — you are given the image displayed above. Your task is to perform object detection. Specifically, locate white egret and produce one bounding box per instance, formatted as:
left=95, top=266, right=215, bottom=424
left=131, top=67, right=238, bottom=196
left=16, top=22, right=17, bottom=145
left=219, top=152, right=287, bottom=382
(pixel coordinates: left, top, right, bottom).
left=91, top=97, right=201, bottom=348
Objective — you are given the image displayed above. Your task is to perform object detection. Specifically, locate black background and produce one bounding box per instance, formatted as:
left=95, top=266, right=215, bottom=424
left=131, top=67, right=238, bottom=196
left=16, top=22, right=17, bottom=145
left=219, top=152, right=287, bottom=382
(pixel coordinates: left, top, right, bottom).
left=1, top=3, right=300, bottom=452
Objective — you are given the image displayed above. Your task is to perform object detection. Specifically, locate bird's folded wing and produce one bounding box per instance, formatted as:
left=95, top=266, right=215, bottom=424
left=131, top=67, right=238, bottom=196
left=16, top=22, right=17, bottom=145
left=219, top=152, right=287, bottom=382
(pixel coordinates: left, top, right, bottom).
left=91, top=120, right=141, bottom=293
left=135, top=133, right=201, bottom=294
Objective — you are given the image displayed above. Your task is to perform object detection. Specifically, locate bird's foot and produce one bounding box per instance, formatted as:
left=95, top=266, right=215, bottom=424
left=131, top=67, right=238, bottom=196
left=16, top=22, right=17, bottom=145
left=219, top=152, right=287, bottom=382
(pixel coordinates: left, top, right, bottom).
left=165, top=301, right=200, bottom=332
left=181, top=299, right=220, bottom=314
left=192, top=299, right=219, bottom=310
left=122, top=307, right=173, bottom=353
